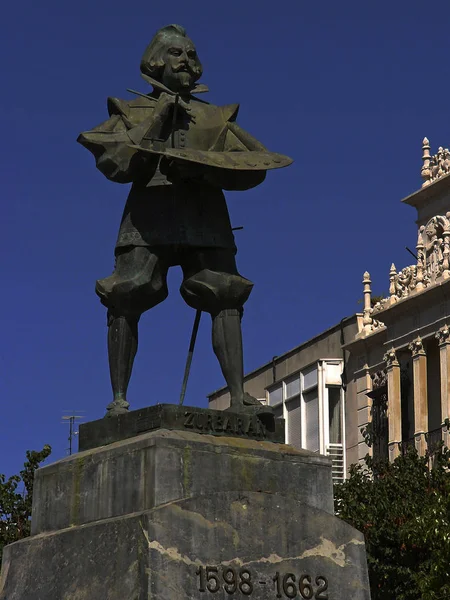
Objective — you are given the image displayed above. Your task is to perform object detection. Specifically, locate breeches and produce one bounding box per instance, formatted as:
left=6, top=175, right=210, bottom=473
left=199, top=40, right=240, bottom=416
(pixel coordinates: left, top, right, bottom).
left=96, top=246, right=253, bottom=317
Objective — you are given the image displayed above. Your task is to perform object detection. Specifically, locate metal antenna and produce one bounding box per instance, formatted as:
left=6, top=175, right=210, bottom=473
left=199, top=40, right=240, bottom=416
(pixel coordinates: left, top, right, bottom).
left=406, top=246, right=418, bottom=261
left=61, top=412, right=85, bottom=455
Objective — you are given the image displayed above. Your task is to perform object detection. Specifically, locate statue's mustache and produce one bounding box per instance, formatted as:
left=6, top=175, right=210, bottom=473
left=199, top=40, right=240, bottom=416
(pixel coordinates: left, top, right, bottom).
left=173, top=64, right=194, bottom=74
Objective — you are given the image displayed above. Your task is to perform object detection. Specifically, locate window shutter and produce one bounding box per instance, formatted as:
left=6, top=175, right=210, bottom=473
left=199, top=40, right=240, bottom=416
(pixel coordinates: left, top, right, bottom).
left=304, top=389, right=319, bottom=452
left=268, top=384, right=283, bottom=406
left=286, top=397, right=301, bottom=449
left=285, top=375, right=300, bottom=399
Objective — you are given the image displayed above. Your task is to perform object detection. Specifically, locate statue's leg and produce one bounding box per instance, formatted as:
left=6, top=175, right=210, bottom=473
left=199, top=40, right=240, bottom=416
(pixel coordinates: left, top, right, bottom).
left=96, top=246, right=169, bottom=417
left=180, top=248, right=270, bottom=413
left=105, top=310, right=139, bottom=416
left=211, top=307, right=260, bottom=408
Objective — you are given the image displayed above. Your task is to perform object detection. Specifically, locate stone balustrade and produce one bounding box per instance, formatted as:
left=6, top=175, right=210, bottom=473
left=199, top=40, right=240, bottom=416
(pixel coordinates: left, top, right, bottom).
left=360, top=212, right=450, bottom=322
left=421, top=137, right=450, bottom=188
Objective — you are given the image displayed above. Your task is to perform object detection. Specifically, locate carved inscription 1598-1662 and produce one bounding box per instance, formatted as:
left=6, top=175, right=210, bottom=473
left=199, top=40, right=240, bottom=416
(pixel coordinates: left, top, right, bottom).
left=195, top=565, right=329, bottom=598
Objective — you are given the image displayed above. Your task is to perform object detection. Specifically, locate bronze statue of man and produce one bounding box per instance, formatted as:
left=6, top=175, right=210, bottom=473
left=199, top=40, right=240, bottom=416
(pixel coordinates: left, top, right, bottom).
left=78, top=24, right=291, bottom=417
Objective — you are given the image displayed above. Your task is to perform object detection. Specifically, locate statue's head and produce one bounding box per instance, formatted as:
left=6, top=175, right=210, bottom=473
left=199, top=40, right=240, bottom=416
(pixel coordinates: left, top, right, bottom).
left=140, top=25, right=203, bottom=94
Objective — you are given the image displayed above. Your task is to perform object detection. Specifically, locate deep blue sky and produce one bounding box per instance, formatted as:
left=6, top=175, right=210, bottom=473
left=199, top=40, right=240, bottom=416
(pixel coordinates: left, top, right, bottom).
left=2, top=0, right=449, bottom=474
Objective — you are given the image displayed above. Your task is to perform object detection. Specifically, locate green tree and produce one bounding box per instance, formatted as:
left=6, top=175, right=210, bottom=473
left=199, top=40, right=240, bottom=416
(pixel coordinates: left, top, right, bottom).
left=334, top=446, right=450, bottom=600
left=0, top=445, right=51, bottom=561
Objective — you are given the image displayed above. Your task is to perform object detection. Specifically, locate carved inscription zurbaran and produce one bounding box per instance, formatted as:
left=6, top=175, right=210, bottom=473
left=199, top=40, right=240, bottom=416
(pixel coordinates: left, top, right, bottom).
left=184, top=410, right=267, bottom=438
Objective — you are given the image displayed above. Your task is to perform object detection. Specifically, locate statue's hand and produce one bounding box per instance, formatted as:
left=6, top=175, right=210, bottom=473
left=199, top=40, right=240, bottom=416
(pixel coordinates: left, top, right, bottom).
left=128, top=93, right=192, bottom=146
left=153, top=92, right=192, bottom=121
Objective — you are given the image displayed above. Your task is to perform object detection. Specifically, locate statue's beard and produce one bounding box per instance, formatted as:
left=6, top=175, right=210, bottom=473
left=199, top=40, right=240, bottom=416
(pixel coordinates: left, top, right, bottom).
left=162, top=67, right=195, bottom=92
left=174, top=71, right=192, bottom=86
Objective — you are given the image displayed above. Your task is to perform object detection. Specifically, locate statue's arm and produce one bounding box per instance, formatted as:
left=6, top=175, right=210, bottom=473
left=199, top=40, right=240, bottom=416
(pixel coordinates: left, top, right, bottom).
left=77, top=114, right=135, bottom=183
left=77, top=101, right=160, bottom=183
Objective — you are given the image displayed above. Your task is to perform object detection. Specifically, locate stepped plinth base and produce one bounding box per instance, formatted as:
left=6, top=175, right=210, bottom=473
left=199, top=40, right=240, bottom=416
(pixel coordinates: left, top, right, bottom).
left=0, top=405, right=371, bottom=599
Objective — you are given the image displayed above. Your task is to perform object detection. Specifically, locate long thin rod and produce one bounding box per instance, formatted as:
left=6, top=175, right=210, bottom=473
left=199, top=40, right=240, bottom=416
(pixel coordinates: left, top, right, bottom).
left=406, top=246, right=418, bottom=261
left=126, top=88, right=155, bottom=101
left=69, top=417, right=73, bottom=455
left=179, top=310, right=202, bottom=406
left=171, top=94, right=179, bottom=148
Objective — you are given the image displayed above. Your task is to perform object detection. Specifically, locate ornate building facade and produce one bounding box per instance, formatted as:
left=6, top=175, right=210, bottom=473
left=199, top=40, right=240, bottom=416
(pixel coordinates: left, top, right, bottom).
left=346, top=138, right=450, bottom=463
left=209, top=139, right=450, bottom=475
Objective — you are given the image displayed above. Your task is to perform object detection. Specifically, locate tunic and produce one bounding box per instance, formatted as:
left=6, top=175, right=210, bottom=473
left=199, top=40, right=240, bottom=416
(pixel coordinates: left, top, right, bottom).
left=77, top=93, right=267, bottom=251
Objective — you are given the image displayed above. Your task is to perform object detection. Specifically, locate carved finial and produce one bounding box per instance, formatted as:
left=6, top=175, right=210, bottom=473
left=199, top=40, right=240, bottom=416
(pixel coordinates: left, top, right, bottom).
left=415, top=228, right=425, bottom=290
left=389, top=263, right=397, bottom=299
left=362, top=272, right=372, bottom=331
left=422, top=137, right=432, bottom=187
left=416, top=229, right=424, bottom=253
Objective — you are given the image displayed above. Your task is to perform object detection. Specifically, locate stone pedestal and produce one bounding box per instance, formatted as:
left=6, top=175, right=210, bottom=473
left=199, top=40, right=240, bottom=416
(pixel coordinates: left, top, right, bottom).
left=0, top=405, right=371, bottom=599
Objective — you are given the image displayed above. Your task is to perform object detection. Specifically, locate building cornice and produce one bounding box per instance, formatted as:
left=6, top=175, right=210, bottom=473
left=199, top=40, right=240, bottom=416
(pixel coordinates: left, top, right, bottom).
left=401, top=172, right=450, bottom=210
left=371, top=276, right=450, bottom=324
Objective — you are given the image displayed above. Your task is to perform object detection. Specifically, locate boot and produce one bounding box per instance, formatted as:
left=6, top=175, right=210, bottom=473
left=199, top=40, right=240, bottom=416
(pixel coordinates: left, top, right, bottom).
left=211, top=308, right=272, bottom=416
left=105, top=312, right=139, bottom=417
